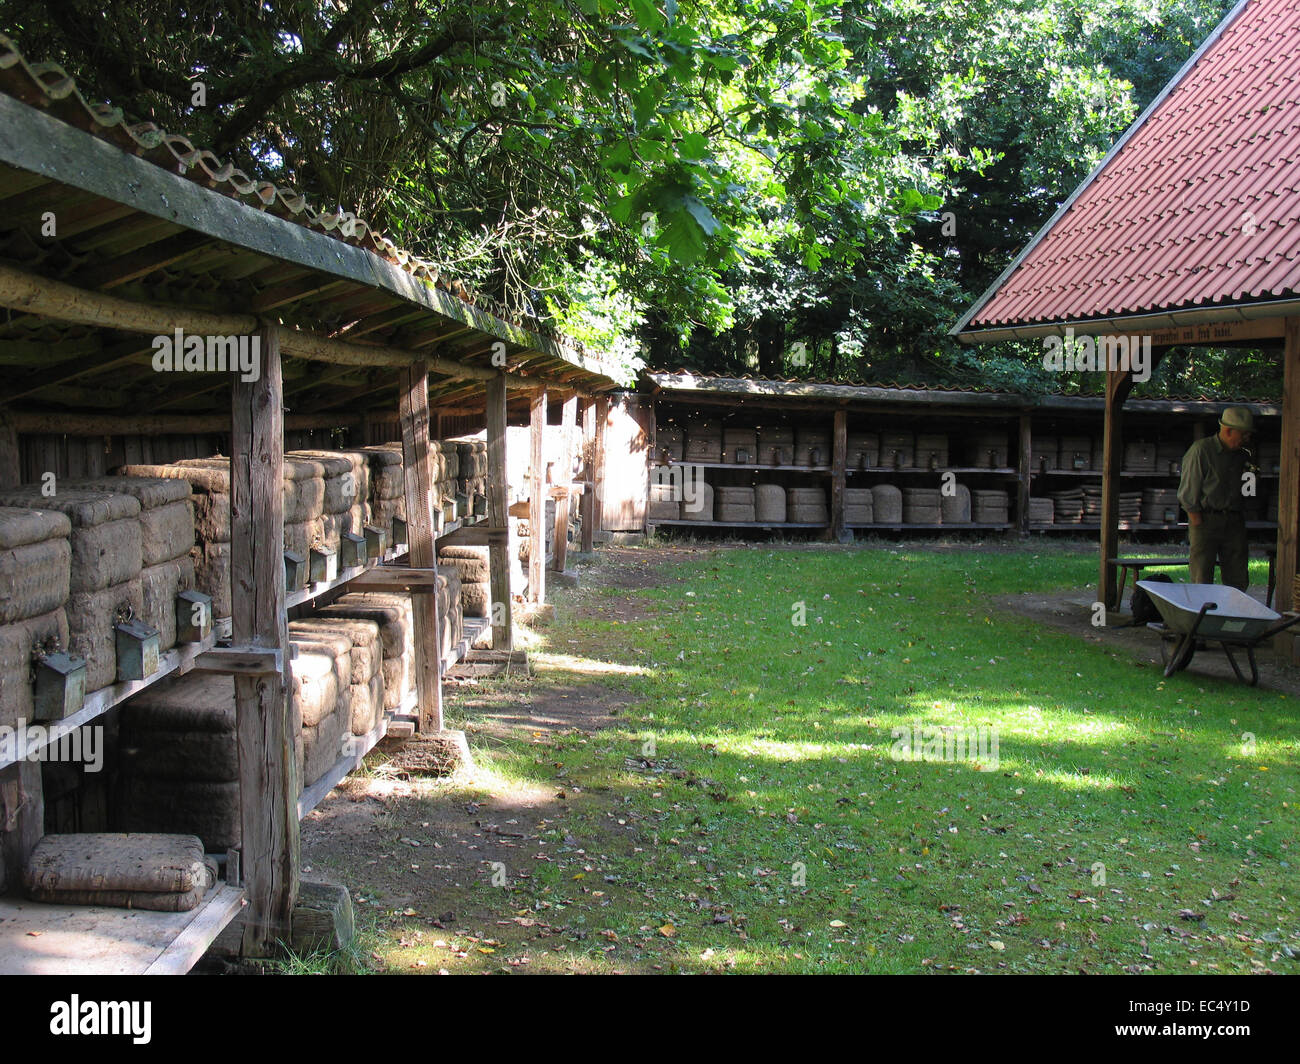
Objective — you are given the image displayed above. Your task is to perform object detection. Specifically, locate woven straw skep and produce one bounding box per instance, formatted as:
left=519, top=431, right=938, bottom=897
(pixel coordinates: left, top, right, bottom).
left=0, top=507, right=71, bottom=622
left=0, top=608, right=70, bottom=726
left=0, top=487, right=142, bottom=593
left=140, top=554, right=196, bottom=651
left=871, top=484, right=903, bottom=523
left=940, top=483, right=972, bottom=524
left=66, top=577, right=144, bottom=692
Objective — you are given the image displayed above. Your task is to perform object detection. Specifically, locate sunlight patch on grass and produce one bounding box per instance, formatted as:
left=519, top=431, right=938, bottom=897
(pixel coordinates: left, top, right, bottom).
left=530, top=651, right=651, bottom=676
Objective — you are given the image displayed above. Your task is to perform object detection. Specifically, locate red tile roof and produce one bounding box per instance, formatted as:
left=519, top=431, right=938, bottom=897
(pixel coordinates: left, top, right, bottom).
left=956, top=0, right=1300, bottom=338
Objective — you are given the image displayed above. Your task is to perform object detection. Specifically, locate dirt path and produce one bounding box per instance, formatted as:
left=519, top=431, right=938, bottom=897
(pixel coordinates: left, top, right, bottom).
left=299, top=547, right=680, bottom=972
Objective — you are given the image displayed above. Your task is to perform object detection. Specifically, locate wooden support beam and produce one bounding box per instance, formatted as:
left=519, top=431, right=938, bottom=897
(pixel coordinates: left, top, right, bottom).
left=580, top=397, right=596, bottom=552
left=66, top=230, right=212, bottom=291
left=1275, top=318, right=1300, bottom=625
left=1017, top=413, right=1032, bottom=535
left=0, top=413, right=19, bottom=490
left=831, top=408, right=847, bottom=540
left=192, top=646, right=282, bottom=676
left=1099, top=366, right=1136, bottom=610
left=486, top=373, right=514, bottom=650
left=0, top=263, right=495, bottom=379
left=231, top=324, right=299, bottom=955
left=346, top=567, right=440, bottom=592
left=529, top=388, right=547, bottom=604
left=552, top=393, right=577, bottom=571
left=593, top=395, right=608, bottom=534
left=0, top=763, right=42, bottom=896
left=8, top=412, right=358, bottom=435
left=398, top=363, right=445, bottom=733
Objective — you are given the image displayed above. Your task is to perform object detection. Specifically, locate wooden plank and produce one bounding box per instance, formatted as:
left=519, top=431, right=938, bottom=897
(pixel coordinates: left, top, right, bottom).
left=0, top=883, right=245, bottom=975
left=529, top=388, right=547, bottom=604
left=398, top=362, right=445, bottom=732
left=580, top=397, right=596, bottom=552
left=831, top=408, right=847, bottom=540
left=346, top=567, right=440, bottom=591
left=553, top=393, right=577, bottom=571
left=192, top=646, right=282, bottom=676
left=1275, top=317, right=1299, bottom=626
left=1098, top=365, right=1135, bottom=610
left=486, top=373, right=513, bottom=650
left=142, top=884, right=247, bottom=976
left=230, top=324, right=299, bottom=956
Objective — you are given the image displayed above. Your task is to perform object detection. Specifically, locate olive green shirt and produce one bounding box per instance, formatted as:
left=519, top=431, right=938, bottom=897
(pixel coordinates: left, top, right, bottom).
left=1178, top=433, right=1248, bottom=513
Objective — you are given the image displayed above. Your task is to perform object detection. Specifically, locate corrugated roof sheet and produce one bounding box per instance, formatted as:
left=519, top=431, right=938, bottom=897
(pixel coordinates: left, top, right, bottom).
left=960, top=0, right=1300, bottom=331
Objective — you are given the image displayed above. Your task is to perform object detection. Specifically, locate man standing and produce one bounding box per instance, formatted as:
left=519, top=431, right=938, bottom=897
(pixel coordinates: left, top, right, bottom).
left=1177, top=407, right=1253, bottom=589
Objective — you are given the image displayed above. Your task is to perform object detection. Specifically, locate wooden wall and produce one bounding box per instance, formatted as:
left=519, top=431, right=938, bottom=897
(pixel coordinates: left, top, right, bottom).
left=601, top=394, right=651, bottom=531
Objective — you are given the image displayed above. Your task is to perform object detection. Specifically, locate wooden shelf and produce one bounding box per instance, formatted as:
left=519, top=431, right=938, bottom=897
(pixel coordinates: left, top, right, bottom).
left=649, top=519, right=829, bottom=529
left=848, top=466, right=1017, bottom=475
left=651, top=461, right=832, bottom=473
left=0, top=882, right=244, bottom=975
left=0, top=632, right=217, bottom=772
left=1030, top=521, right=1277, bottom=532
left=285, top=544, right=411, bottom=610
left=846, top=523, right=1012, bottom=531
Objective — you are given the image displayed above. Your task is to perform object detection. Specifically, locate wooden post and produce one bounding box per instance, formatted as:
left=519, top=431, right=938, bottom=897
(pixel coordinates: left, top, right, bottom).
left=529, top=388, right=547, bottom=603
left=485, top=373, right=513, bottom=650
left=0, top=763, right=42, bottom=896
left=593, top=395, right=608, bottom=534
left=579, top=397, right=595, bottom=552
left=0, top=413, right=19, bottom=490
left=399, top=363, right=444, bottom=732
left=1274, top=318, right=1299, bottom=630
left=553, top=394, right=577, bottom=571
left=231, top=324, right=299, bottom=955
left=831, top=408, right=847, bottom=540
left=1099, top=366, right=1135, bottom=610
left=1018, top=413, right=1032, bottom=535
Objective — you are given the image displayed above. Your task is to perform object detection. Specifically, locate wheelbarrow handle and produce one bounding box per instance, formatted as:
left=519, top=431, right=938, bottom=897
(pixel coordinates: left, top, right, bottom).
left=1260, top=611, right=1300, bottom=641
left=1184, top=600, right=1218, bottom=639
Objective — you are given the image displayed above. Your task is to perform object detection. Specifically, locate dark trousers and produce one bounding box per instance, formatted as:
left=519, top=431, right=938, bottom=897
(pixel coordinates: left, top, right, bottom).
left=1189, top=511, right=1248, bottom=589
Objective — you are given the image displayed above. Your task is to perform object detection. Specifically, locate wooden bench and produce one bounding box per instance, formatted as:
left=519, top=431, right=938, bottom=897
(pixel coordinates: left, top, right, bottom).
left=1107, top=556, right=1189, bottom=610
left=1111, top=548, right=1276, bottom=608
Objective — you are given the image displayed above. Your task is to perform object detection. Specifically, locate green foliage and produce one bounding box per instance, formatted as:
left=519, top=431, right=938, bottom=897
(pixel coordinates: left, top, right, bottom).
left=3, top=0, right=1262, bottom=398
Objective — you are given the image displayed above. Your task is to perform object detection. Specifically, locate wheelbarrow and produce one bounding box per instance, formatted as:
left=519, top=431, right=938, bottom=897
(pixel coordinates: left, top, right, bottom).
left=1136, top=580, right=1300, bottom=685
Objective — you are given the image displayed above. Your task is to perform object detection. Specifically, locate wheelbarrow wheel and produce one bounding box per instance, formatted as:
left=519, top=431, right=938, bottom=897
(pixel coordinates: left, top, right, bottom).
left=1160, top=632, right=1196, bottom=676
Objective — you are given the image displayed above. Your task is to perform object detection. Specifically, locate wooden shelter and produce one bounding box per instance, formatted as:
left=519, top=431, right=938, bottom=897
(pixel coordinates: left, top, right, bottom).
left=0, top=34, right=623, bottom=970
left=952, top=0, right=1300, bottom=620
left=639, top=371, right=1279, bottom=540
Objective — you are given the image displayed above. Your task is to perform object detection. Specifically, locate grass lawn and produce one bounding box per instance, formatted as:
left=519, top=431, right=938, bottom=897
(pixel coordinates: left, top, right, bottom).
left=310, top=544, right=1298, bottom=975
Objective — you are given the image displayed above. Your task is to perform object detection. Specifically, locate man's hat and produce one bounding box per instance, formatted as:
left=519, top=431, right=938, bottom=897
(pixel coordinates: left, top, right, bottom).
left=1220, top=407, right=1255, bottom=432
